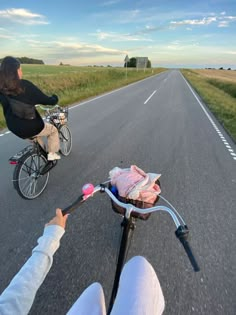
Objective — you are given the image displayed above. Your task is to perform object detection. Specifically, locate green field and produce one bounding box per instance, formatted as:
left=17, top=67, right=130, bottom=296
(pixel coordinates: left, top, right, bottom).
left=181, top=69, right=236, bottom=142
left=0, top=65, right=166, bottom=130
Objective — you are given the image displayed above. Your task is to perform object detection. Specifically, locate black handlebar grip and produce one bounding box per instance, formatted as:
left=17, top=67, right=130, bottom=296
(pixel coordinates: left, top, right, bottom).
left=175, top=226, right=200, bottom=272
left=62, top=195, right=85, bottom=216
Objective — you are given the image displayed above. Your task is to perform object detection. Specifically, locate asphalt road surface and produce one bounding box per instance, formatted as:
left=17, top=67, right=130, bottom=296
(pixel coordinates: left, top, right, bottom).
left=0, top=70, right=235, bottom=314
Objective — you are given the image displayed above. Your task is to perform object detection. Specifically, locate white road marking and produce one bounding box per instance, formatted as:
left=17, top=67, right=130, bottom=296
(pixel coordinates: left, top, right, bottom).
left=144, top=90, right=157, bottom=104
left=0, top=130, right=11, bottom=136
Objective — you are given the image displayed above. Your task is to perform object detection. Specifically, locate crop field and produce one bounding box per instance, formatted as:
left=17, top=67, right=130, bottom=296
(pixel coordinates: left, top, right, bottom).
left=193, top=69, right=236, bottom=82
left=181, top=69, right=236, bottom=142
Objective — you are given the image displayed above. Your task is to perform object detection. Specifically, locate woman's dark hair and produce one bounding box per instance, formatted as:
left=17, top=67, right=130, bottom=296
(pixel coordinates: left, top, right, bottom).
left=0, top=56, right=23, bottom=95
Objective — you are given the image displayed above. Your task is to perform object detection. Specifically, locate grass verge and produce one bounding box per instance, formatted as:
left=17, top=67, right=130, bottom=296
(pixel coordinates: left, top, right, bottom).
left=181, top=69, right=236, bottom=142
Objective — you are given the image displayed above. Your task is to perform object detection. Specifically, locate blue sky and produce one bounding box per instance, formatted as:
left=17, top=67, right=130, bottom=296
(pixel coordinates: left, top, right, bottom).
left=0, top=0, right=235, bottom=68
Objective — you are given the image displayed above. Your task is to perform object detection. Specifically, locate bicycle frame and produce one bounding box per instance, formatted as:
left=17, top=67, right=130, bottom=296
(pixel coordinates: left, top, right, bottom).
left=34, top=141, right=57, bottom=175
left=9, top=139, right=57, bottom=173
left=107, top=215, right=136, bottom=314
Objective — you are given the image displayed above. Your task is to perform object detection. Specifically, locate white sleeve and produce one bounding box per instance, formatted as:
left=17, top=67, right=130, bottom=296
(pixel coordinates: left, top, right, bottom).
left=0, top=225, right=65, bottom=315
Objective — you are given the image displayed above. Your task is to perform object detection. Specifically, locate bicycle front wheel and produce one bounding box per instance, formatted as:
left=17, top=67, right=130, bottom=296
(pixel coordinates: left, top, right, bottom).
left=59, top=125, right=72, bottom=156
left=13, top=152, right=49, bottom=200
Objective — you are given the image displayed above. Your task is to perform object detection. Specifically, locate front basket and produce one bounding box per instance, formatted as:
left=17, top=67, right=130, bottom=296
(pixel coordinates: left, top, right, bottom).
left=109, top=182, right=160, bottom=221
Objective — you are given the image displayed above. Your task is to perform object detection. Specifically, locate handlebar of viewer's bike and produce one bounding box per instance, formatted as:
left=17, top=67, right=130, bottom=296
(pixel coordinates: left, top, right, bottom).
left=62, top=182, right=200, bottom=272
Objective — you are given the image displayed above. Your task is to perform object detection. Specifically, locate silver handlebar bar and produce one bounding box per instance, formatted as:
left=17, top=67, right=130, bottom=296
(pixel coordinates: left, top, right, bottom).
left=63, top=183, right=185, bottom=228
left=36, top=104, right=60, bottom=111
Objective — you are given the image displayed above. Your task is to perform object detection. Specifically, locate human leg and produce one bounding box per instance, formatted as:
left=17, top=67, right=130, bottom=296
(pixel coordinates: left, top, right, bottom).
left=66, top=282, right=106, bottom=315
left=36, top=123, right=60, bottom=160
left=28, top=137, right=45, bottom=150
left=110, top=256, right=165, bottom=315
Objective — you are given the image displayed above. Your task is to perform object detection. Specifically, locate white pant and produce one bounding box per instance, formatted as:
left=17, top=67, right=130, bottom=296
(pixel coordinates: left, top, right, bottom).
left=67, top=256, right=165, bottom=315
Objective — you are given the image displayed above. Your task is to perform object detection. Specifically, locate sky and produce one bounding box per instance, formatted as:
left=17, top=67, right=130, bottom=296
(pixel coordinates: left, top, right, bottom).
left=0, top=0, right=236, bottom=68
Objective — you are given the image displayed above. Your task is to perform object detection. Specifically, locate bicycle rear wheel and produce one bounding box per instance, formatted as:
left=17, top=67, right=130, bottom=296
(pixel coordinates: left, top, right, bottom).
left=13, top=152, right=49, bottom=199
left=59, top=125, right=72, bottom=156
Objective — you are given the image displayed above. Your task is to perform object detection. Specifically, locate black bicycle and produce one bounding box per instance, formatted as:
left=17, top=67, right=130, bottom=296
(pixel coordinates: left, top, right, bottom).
left=9, top=105, right=72, bottom=199
left=62, top=176, right=200, bottom=314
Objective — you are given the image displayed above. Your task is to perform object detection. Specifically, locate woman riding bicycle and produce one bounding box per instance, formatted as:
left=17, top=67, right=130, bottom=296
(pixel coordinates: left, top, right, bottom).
left=0, top=56, right=61, bottom=161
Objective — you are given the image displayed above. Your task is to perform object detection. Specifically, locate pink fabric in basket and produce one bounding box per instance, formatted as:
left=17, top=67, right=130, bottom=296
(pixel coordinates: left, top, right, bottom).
left=109, top=165, right=161, bottom=204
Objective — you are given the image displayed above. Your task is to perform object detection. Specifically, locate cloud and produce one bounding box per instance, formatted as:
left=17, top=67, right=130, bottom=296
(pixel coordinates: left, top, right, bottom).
left=135, top=24, right=168, bottom=35
left=224, top=15, right=236, bottom=21
left=0, top=8, right=49, bottom=25
left=225, top=50, right=236, bottom=55
left=166, top=40, right=199, bottom=51
left=0, top=27, right=15, bottom=40
left=55, top=41, right=126, bottom=56
left=23, top=38, right=127, bottom=58
left=100, top=0, right=121, bottom=6
left=218, top=21, right=229, bottom=27
left=91, top=8, right=154, bottom=25
left=217, top=14, right=236, bottom=27
left=170, top=13, right=236, bottom=29
left=171, top=16, right=217, bottom=26
left=0, top=34, right=13, bottom=39
left=93, top=30, right=153, bottom=42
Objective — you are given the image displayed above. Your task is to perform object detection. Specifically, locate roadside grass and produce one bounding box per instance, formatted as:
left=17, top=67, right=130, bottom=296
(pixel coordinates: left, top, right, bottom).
left=207, top=79, right=236, bottom=99
left=0, top=65, right=166, bottom=130
left=181, top=69, right=236, bottom=142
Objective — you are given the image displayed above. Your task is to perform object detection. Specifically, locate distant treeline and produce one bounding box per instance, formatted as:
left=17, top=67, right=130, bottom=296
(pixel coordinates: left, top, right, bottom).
left=0, top=57, right=44, bottom=64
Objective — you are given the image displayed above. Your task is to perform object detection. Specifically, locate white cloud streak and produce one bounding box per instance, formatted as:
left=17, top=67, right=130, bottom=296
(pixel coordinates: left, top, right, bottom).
left=94, top=30, right=153, bottom=42
left=171, top=17, right=217, bottom=26
left=171, top=13, right=236, bottom=28
left=100, top=0, right=121, bottom=6
left=0, top=8, right=49, bottom=25
left=24, top=38, right=126, bottom=57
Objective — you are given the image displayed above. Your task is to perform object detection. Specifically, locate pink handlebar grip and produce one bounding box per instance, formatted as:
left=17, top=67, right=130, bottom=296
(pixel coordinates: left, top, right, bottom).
left=82, top=183, right=95, bottom=195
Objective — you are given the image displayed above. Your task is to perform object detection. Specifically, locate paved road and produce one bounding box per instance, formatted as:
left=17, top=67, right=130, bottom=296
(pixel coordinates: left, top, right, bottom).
left=0, top=70, right=235, bottom=314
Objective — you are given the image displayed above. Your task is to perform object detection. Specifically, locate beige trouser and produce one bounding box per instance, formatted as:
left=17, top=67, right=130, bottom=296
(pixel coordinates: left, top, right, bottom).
left=35, top=123, right=60, bottom=153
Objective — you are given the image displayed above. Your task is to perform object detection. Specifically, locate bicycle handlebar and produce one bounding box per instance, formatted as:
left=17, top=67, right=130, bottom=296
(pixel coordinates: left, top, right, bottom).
left=36, top=104, right=60, bottom=111
left=175, top=226, right=200, bottom=272
left=62, top=183, right=200, bottom=272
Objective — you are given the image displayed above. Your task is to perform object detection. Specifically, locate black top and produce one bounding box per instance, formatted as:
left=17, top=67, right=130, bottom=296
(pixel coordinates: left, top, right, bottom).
left=0, top=79, right=58, bottom=138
